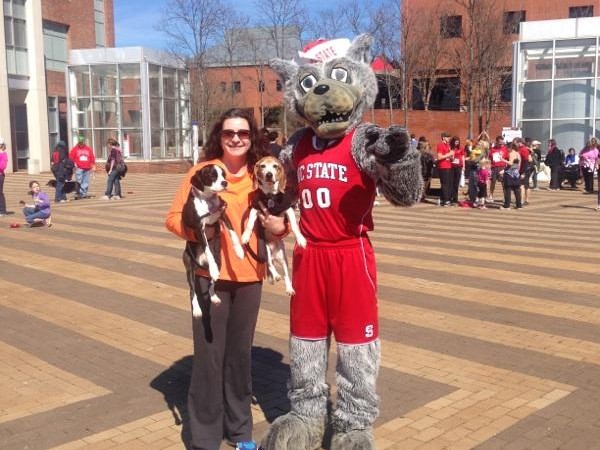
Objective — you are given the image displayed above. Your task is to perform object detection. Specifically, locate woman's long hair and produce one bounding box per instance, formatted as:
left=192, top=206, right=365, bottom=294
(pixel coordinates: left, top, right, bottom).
left=201, top=108, right=268, bottom=172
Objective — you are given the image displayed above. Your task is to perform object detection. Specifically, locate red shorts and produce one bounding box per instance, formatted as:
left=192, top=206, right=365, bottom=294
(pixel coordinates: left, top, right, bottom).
left=290, top=237, right=379, bottom=344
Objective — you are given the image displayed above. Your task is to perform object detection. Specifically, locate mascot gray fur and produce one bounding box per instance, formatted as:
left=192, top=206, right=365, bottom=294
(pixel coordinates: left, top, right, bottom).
left=261, top=34, right=422, bottom=450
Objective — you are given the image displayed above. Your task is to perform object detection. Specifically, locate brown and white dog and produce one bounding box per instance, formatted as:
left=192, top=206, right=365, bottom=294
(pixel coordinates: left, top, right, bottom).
left=241, top=156, right=306, bottom=295
left=182, top=164, right=244, bottom=318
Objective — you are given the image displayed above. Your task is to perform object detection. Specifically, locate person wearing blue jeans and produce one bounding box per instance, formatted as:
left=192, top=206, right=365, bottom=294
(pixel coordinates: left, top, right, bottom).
left=69, top=135, right=96, bottom=199
left=22, top=180, right=51, bottom=226
left=102, top=138, right=123, bottom=200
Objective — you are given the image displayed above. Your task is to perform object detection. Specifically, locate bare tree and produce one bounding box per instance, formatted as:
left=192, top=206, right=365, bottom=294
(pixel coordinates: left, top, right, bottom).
left=447, top=0, right=515, bottom=136
left=253, top=0, right=306, bottom=137
left=157, top=0, right=227, bottom=144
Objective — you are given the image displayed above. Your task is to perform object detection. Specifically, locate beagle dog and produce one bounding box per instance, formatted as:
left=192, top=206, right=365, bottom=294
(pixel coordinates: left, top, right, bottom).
left=241, top=156, right=306, bottom=295
left=182, top=164, right=244, bottom=318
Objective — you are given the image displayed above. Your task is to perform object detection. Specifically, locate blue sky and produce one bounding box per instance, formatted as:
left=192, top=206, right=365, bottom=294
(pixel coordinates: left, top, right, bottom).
left=113, top=0, right=383, bottom=50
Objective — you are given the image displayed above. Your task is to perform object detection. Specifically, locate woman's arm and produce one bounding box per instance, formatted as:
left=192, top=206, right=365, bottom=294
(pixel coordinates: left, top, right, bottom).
left=165, top=168, right=198, bottom=241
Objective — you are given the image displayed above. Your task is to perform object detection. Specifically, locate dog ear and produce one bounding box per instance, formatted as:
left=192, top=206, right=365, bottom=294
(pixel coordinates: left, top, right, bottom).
left=253, top=162, right=261, bottom=190
left=278, top=163, right=287, bottom=193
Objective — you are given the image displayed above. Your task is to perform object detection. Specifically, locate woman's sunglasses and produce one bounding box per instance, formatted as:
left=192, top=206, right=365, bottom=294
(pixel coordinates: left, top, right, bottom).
left=221, top=129, right=251, bottom=140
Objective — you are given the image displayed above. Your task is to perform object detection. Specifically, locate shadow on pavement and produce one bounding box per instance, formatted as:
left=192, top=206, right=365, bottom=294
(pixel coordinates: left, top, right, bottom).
left=150, top=346, right=290, bottom=448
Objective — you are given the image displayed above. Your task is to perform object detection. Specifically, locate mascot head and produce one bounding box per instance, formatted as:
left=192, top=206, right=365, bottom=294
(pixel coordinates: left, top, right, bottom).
left=270, top=34, right=378, bottom=140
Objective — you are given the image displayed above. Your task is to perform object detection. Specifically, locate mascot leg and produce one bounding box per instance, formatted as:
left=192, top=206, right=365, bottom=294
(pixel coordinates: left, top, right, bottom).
left=260, top=337, right=329, bottom=450
left=330, top=339, right=380, bottom=450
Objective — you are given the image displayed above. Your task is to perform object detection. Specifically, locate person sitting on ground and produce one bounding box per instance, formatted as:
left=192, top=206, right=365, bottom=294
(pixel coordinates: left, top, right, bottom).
left=21, top=180, right=51, bottom=227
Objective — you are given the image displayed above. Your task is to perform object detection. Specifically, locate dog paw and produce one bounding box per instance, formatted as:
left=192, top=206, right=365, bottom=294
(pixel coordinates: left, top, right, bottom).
left=210, top=294, right=221, bottom=305
left=233, top=244, right=245, bottom=260
left=241, top=231, right=252, bottom=244
left=191, top=302, right=203, bottom=318
left=285, top=285, right=295, bottom=296
left=209, top=268, right=220, bottom=281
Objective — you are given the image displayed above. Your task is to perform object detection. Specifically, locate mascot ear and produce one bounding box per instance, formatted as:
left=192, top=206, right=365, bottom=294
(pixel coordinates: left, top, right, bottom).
left=346, top=34, right=374, bottom=64
left=270, top=58, right=299, bottom=82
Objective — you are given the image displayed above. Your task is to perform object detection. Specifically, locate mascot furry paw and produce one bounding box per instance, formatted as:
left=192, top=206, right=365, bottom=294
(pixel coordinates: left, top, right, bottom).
left=261, top=34, right=422, bottom=450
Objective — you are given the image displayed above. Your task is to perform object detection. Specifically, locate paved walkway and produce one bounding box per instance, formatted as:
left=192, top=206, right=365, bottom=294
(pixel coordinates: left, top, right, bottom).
left=1, top=171, right=600, bottom=450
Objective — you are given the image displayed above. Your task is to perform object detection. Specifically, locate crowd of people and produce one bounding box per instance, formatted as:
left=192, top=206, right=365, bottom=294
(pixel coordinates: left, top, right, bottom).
left=0, top=135, right=127, bottom=227
left=417, top=132, right=600, bottom=211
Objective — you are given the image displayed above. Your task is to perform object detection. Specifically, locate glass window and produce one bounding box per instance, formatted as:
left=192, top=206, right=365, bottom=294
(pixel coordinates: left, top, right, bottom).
left=123, top=130, right=142, bottom=159
left=178, top=70, right=189, bottom=98
left=552, top=119, right=592, bottom=150
left=151, top=130, right=163, bottom=158
left=165, top=130, right=177, bottom=158
left=553, top=79, right=593, bottom=119
left=522, top=81, right=552, bottom=119
left=3, top=0, right=11, bottom=16
left=149, top=64, right=161, bottom=96
left=569, top=6, right=593, bottom=18
left=164, top=99, right=177, bottom=128
left=13, top=18, right=26, bottom=46
left=121, top=96, right=141, bottom=127
left=15, top=48, right=28, bottom=75
left=119, top=64, right=141, bottom=95
left=91, top=65, right=117, bottom=96
left=93, top=98, right=119, bottom=128
left=520, top=120, right=551, bottom=149
left=95, top=22, right=105, bottom=47
left=440, top=15, right=462, bottom=39
left=554, top=39, right=595, bottom=79
left=150, top=98, right=161, bottom=128
left=12, top=0, right=26, bottom=19
left=70, top=66, right=91, bottom=97
left=94, top=0, right=104, bottom=11
left=163, top=68, right=176, bottom=98
left=93, top=129, right=118, bottom=159
left=43, top=21, right=68, bottom=71
left=4, top=17, right=12, bottom=45
left=503, top=10, right=525, bottom=35
left=73, top=98, right=92, bottom=128
left=519, top=42, right=553, bottom=80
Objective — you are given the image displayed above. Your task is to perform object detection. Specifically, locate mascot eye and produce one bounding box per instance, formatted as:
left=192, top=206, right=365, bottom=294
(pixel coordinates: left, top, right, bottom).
left=330, top=67, right=349, bottom=83
left=299, top=74, right=317, bottom=92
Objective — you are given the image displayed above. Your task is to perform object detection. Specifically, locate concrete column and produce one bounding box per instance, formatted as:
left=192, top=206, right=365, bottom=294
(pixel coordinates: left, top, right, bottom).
left=0, top=2, right=14, bottom=172
left=25, top=0, right=50, bottom=174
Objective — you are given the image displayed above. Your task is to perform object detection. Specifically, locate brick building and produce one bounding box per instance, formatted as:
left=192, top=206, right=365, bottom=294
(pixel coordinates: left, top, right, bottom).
left=400, top=0, right=598, bottom=141
left=0, top=0, right=114, bottom=173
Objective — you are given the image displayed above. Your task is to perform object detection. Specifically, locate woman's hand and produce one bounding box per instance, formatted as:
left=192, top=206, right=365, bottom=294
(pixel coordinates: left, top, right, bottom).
left=257, top=201, right=286, bottom=235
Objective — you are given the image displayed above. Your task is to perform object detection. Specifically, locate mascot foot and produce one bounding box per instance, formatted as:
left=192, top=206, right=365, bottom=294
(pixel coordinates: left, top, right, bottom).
left=260, top=413, right=324, bottom=450
left=330, top=429, right=376, bottom=450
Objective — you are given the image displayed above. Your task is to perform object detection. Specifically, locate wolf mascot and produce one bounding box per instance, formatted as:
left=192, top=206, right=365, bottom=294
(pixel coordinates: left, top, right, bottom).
left=261, top=34, right=422, bottom=450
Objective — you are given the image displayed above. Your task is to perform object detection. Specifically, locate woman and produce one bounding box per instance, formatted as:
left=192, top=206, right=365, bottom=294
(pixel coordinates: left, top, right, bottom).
left=436, top=132, right=453, bottom=206
left=22, top=180, right=51, bottom=226
left=544, top=139, right=563, bottom=190
left=166, top=108, right=281, bottom=450
left=579, top=139, right=598, bottom=193
left=502, top=142, right=522, bottom=209
left=50, top=140, right=74, bottom=203
left=102, top=138, right=125, bottom=200
left=449, top=136, right=464, bottom=204
left=0, top=137, right=7, bottom=216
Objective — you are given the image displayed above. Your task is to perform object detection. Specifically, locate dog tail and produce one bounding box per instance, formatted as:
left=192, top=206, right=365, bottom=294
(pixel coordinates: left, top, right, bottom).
left=46, top=179, right=57, bottom=188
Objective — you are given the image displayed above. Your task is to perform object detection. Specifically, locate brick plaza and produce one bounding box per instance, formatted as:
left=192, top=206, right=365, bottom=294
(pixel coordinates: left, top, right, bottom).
left=1, top=171, right=600, bottom=450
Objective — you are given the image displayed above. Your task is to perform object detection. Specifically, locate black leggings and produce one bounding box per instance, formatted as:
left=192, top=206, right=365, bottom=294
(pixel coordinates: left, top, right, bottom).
left=188, top=277, right=262, bottom=450
left=438, top=169, right=453, bottom=204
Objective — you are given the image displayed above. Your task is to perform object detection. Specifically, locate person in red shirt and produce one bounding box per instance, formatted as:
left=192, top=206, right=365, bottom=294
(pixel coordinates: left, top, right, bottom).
left=489, top=135, right=509, bottom=202
left=69, top=135, right=96, bottom=199
left=436, top=132, right=454, bottom=206
left=516, top=138, right=533, bottom=205
left=449, top=136, right=465, bottom=204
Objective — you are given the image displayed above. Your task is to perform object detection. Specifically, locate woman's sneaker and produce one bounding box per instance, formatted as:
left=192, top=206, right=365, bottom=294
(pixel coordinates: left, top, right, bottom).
left=101, top=195, right=110, bottom=200
left=111, top=195, right=121, bottom=200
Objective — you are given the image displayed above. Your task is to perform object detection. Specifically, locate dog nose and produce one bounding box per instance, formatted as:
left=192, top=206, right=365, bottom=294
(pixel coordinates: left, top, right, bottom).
left=222, top=181, right=228, bottom=188
left=313, top=84, right=329, bottom=95
left=265, top=172, right=274, bottom=181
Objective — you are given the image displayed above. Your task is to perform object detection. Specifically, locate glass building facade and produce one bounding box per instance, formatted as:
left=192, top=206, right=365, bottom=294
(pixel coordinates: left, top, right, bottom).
left=67, top=47, right=191, bottom=160
left=513, top=17, right=600, bottom=153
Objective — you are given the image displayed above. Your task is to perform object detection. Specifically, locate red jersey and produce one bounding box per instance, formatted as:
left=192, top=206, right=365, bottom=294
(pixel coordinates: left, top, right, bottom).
left=69, top=144, right=96, bottom=170
left=490, top=145, right=508, bottom=168
left=436, top=141, right=452, bottom=170
left=293, top=129, right=375, bottom=242
left=451, top=147, right=464, bottom=168
left=518, top=144, right=530, bottom=173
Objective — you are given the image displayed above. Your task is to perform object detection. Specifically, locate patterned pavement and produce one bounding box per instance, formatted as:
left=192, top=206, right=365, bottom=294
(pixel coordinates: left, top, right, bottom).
left=1, top=171, right=600, bottom=450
